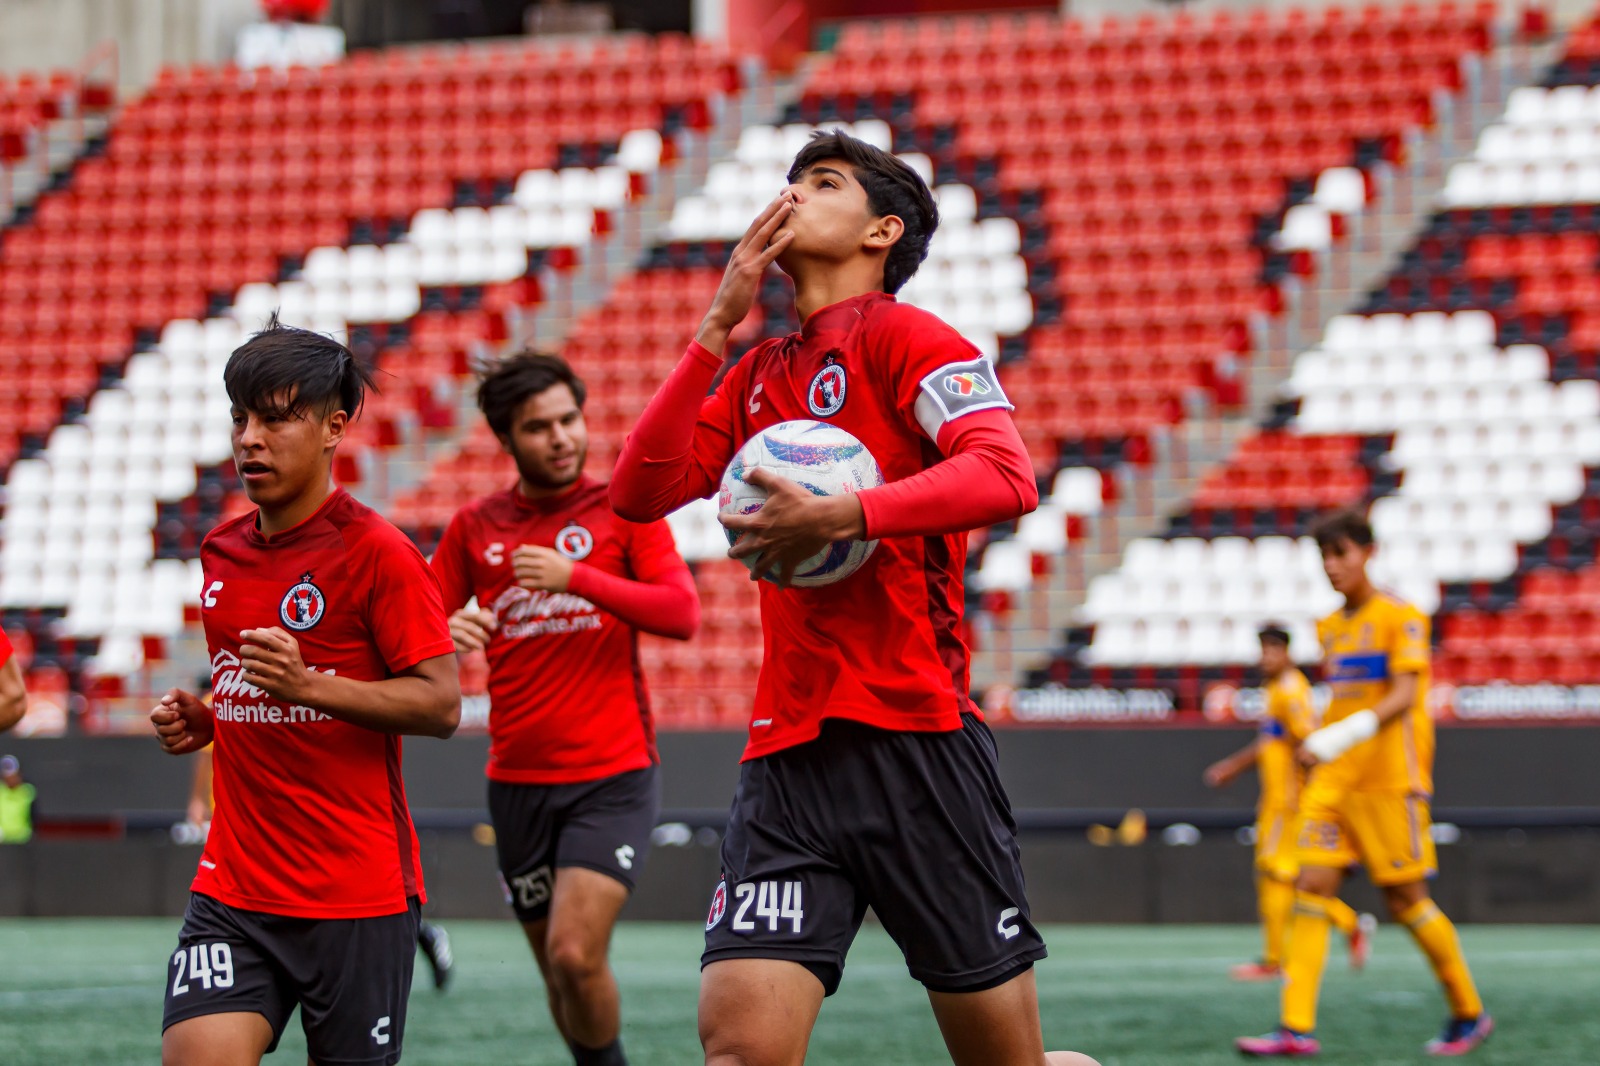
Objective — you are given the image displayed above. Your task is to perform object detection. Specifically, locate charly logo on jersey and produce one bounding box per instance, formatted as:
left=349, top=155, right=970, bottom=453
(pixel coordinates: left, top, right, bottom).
left=807, top=363, right=847, bottom=417
left=279, top=573, right=326, bottom=631
left=943, top=371, right=992, bottom=397
left=706, top=879, right=728, bottom=930
left=554, top=523, right=594, bottom=561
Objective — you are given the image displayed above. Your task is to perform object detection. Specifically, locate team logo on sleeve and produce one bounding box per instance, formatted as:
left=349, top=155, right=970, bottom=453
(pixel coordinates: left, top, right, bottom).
left=554, top=524, right=594, bottom=560
left=943, top=371, right=992, bottom=397
left=706, top=879, right=728, bottom=930
left=807, top=363, right=848, bottom=417
left=279, top=573, right=327, bottom=631
left=913, top=356, right=1013, bottom=440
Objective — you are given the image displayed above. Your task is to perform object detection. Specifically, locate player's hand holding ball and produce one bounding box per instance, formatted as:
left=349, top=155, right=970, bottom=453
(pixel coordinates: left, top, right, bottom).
left=512, top=545, right=574, bottom=593
left=150, top=688, right=214, bottom=755
left=239, top=627, right=314, bottom=704
left=722, top=466, right=866, bottom=588
left=448, top=607, right=499, bottom=653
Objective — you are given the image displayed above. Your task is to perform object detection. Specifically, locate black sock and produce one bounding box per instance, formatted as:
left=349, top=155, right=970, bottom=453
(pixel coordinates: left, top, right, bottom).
left=569, top=1038, right=627, bottom=1066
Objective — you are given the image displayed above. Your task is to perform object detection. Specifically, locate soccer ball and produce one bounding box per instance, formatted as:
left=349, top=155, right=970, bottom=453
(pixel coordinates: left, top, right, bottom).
left=719, top=420, right=885, bottom=587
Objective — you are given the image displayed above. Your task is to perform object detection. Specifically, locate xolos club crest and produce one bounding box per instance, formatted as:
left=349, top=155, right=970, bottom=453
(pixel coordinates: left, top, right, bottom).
left=808, top=362, right=847, bottom=417
left=706, top=879, right=728, bottom=931
left=554, top=523, right=594, bottom=561
left=280, top=573, right=327, bottom=631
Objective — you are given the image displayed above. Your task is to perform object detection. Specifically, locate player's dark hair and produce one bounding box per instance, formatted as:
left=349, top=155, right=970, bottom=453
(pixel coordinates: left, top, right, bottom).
left=224, top=312, right=374, bottom=420
left=1257, top=623, right=1291, bottom=648
left=787, top=129, right=939, bottom=295
left=1309, top=509, right=1375, bottom=551
left=477, top=350, right=587, bottom=438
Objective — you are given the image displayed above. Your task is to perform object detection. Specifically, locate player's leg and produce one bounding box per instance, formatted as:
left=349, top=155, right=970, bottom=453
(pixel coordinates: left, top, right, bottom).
left=542, top=867, right=632, bottom=1059
left=296, top=898, right=419, bottom=1066
left=1238, top=780, right=1359, bottom=1055
left=520, top=918, right=575, bottom=1044
left=699, top=958, right=826, bottom=1066
left=844, top=714, right=1087, bottom=1065
left=927, top=968, right=1101, bottom=1066
left=699, top=738, right=864, bottom=1066
left=1355, top=793, right=1490, bottom=1054
left=162, top=1013, right=276, bottom=1066
left=416, top=919, right=454, bottom=990
left=162, top=895, right=293, bottom=1066
left=540, top=765, right=660, bottom=1063
left=488, top=779, right=569, bottom=1039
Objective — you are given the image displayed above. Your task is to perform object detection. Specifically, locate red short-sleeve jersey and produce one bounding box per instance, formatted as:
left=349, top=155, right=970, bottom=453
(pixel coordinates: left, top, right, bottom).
left=195, top=488, right=455, bottom=918
left=431, top=476, right=686, bottom=784
left=0, top=628, right=12, bottom=662
left=667, top=292, right=1015, bottom=759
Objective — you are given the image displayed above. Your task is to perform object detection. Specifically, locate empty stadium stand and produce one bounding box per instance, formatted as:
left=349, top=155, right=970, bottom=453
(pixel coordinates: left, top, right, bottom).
left=0, top=4, right=1581, bottom=734
left=1026, top=10, right=1600, bottom=712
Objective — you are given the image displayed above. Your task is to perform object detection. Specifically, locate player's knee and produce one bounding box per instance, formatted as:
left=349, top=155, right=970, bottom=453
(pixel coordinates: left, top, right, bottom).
left=545, top=932, right=607, bottom=990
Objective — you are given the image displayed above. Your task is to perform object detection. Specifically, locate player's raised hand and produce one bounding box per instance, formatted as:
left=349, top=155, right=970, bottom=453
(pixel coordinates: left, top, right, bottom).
left=150, top=688, right=214, bottom=755
left=239, top=627, right=313, bottom=704
left=512, top=545, right=574, bottom=593
left=696, top=192, right=796, bottom=356
left=721, top=467, right=865, bottom=588
left=448, top=607, right=499, bottom=653
left=1203, top=760, right=1236, bottom=788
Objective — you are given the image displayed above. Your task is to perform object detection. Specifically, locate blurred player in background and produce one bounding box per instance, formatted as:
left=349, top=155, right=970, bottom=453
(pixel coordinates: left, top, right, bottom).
left=611, top=130, right=1098, bottom=1066
left=0, top=754, right=35, bottom=844
left=151, top=317, right=460, bottom=1066
left=0, top=629, right=28, bottom=733
left=431, top=352, right=699, bottom=1066
left=1238, top=510, right=1490, bottom=1058
left=1205, top=624, right=1372, bottom=982
left=182, top=721, right=458, bottom=992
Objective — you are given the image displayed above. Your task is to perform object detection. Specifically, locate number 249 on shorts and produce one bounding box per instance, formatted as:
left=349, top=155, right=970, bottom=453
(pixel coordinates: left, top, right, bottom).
left=731, top=880, right=804, bottom=934
left=171, top=943, right=235, bottom=995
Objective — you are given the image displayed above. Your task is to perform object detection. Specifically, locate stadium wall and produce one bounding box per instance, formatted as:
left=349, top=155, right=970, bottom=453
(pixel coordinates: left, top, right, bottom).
left=0, top=0, right=258, bottom=90
left=0, top=729, right=1595, bottom=920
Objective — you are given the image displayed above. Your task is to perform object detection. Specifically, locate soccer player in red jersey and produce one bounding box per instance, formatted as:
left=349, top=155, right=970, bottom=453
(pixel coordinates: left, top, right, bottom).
left=150, top=318, right=460, bottom=1066
left=431, top=352, right=698, bottom=1066
left=610, top=131, right=1099, bottom=1066
left=0, top=628, right=27, bottom=732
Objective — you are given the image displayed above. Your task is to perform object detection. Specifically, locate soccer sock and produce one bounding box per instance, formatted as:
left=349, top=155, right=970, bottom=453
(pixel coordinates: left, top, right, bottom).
left=1323, top=895, right=1360, bottom=938
left=1280, top=892, right=1333, bottom=1034
left=1259, top=875, right=1296, bottom=968
left=569, top=1038, right=628, bottom=1066
left=1398, top=898, right=1484, bottom=1020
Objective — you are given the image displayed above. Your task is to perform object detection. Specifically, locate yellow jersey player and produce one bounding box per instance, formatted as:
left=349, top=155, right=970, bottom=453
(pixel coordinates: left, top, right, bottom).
left=1205, top=624, right=1372, bottom=982
left=1238, top=511, right=1491, bottom=1058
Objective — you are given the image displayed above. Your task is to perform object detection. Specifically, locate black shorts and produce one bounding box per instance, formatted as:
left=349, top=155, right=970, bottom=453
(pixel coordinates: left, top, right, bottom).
left=702, top=712, right=1047, bottom=995
left=162, top=892, right=420, bottom=1065
left=488, top=764, right=660, bottom=922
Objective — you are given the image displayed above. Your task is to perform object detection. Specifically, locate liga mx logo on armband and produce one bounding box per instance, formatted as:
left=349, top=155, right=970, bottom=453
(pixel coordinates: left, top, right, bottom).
left=808, top=363, right=847, bottom=417
left=279, top=573, right=327, bottom=631
left=555, top=523, right=593, bottom=561
left=706, top=879, right=728, bottom=931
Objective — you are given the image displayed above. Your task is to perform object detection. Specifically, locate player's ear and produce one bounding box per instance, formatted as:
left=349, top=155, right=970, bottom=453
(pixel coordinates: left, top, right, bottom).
left=863, top=213, right=903, bottom=252
left=323, top=408, right=348, bottom=450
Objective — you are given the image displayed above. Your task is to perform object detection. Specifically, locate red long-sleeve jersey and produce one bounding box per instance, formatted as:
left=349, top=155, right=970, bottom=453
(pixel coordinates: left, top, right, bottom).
left=611, top=292, right=1038, bottom=760
left=432, top=476, right=698, bottom=784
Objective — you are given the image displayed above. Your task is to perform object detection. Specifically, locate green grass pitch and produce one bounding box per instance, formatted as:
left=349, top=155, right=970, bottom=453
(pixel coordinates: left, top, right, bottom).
left=2, top=920, right=1596, bottom=1064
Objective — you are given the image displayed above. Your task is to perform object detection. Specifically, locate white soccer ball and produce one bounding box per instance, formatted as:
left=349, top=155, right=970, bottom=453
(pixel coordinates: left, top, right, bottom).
left=718, top=420, right=885, bottom=587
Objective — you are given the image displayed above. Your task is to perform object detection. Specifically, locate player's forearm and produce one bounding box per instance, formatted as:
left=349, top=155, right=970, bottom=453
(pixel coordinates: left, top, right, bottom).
left=1371, top=672, right=1420, bottom=726
left=859, top=413, right=1039, bottom=539
left=610, top=341, right=725, bottom=523
left=566, top=565, right=701, bottom=640
left=298, top=662, right=461, bottom=738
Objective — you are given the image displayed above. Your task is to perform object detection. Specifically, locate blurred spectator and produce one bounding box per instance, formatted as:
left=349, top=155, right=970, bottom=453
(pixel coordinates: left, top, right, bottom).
left=0, top=629, right=25, bottom=733
left=0, top=755, right=34, bottom=844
